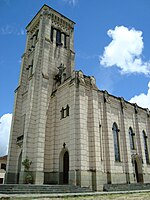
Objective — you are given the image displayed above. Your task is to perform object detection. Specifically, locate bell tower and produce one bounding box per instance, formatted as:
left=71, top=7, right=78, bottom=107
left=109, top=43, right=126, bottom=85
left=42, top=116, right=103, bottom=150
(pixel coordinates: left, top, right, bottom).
left=6, top=5, right=75, bottom=184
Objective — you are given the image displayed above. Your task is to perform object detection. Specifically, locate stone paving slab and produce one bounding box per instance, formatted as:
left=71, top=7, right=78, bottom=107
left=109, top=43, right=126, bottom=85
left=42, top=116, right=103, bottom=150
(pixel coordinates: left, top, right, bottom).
left=0, top=190, right=150, bottom=200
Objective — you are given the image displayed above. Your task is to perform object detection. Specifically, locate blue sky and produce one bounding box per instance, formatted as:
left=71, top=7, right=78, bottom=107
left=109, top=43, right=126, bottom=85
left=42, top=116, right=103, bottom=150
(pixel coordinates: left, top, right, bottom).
left=1, top=0, right=150, bottom=155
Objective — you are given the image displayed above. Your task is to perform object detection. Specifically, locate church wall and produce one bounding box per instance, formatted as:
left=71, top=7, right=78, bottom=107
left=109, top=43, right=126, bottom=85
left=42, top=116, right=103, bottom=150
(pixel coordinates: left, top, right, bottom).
left=44, top=79, right=78, bottom=184
left=103, top=95, right=126, bottom=184
left=78, top=85, right=98, bottom=189
left=138, top=110, right=150, bottom=182
left=70, top=82, right=107, bottom=190
left=6, top=4, right=150, bottom=190
left=100, top=93, right=150, bottom=185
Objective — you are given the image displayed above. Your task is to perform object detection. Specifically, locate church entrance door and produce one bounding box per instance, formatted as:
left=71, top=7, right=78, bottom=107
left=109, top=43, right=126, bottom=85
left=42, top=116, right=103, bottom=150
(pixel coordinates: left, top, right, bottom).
left=135, top=160, right=139, bottom=182
left=17, top=151, right=22, bottom=183
left=63, top=151, right=69, bottom=184
left=134, top=159, right=143, bottom=183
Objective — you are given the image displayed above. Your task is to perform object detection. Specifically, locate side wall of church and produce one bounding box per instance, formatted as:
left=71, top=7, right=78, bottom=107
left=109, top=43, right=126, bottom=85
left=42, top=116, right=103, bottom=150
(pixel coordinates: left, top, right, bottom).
left=43, top=73, right=150, bottom=190
left=98, top=91, right=150, bottom=186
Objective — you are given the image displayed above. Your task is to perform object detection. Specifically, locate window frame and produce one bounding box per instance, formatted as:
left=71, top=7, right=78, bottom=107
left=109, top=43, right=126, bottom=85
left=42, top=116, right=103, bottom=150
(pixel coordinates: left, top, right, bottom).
left=129, top=127, right=135, bottom=150
left=112, top=122, right=121, bottom=162
left=1, top=163, right=6, bottom=170
left=50, top=26, right=54, bottom=42
left=56, top=29, right=62, bottom=46
left=143, top=130, right=149, bottom=164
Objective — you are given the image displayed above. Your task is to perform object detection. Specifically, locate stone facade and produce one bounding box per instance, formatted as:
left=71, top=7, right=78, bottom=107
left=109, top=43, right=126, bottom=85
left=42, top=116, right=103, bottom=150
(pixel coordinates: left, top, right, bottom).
left=5, top=5, right=150, bottom=191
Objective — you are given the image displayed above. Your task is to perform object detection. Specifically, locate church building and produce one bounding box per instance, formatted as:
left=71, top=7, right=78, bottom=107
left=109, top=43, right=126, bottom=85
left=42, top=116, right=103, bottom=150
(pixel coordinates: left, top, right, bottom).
left=5, top=5, right=150, bottom=191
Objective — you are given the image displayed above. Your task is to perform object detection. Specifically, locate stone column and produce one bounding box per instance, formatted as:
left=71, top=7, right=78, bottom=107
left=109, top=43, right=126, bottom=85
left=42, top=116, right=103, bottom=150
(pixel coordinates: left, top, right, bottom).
left=53, top=29, right=57, bottom=44
left=146, top=109, right=150, bottom=161
left=5, top=30, right=31, bottom=184
left=61, top=33, right=65, bottom=47
left=89, top=88, right=102, bottom=190
left=102, top=91, right=112, bottom=184
left=32, top=10, right=50, bottom=184
left=120, top=98, right=130, bottom=183
left=134, top=104, right=142, bottom=156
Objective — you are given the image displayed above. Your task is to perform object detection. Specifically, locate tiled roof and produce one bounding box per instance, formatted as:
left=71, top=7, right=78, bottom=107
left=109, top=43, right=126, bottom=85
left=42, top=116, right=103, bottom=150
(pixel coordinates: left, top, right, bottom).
left=0, top=155, right=7, bottom=161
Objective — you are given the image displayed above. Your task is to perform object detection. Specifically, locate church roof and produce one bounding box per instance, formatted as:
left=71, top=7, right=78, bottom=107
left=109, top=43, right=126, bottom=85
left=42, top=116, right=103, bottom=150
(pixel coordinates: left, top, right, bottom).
left=0, top=155, right=7, bottom=161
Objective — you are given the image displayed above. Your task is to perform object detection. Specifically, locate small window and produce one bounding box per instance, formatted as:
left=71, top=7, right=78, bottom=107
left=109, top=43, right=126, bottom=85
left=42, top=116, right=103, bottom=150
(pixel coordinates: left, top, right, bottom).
left=50, top=27, right=54, bottom=42
left=28, top=60, right=33, bottom=78
left=60, top=105, right=70, bottom=119
left=129, top=127, right=135, bottom=150
left=1, top=163, right=6, bottom=170
left=56, top=30, right=61, bottom=45
left=66, top=105, right=69, bottom=116
left=60, top=107, right=64, bottom=119
left=35, top=29, right=39, bottom=40
left=64, top=33, right=67, bottom=48
left=143, top=131, right=149, bottom=164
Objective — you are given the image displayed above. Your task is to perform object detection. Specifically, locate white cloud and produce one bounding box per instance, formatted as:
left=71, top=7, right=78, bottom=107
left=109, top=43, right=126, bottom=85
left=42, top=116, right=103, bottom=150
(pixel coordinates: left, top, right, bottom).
left=0, top=25, right=25, bottom=35
left=0, top=113, right=12, bottom=157
left=129, top=82, right=150, bottom=109
left=63, top=0, right=78, bottom=6
left=100, top=26, right=150, bottom=75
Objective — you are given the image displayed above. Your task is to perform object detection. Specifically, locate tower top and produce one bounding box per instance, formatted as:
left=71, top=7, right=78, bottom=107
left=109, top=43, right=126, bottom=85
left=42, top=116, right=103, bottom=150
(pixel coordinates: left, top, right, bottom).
left=26, top=4, right=75, bottom=31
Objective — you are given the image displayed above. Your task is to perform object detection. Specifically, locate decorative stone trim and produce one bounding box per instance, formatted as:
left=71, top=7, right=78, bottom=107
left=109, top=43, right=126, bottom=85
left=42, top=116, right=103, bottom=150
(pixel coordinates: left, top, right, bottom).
left=103, top=90, right=110, bottom=103
left=146, top=108, right=150, bottom=117
left=134, top=103, right=138, bottom=114
left=51, top=13, right=74, bottom=31
left=42, top=72, right=49, bottom=80
left=40, top=9, right=51, bottom=17
left=78, top=71, right=85, bottom=85
left=120, top=97, right=126, bottom=111
left=14, top=85, right=20, bottom=93
left=45, top=37, right=50, bottom=43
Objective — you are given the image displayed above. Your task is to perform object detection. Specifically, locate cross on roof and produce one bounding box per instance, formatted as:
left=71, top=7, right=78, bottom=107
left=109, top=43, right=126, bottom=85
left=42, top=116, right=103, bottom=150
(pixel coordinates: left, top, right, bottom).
left=63, top=142, right=66, bottom=148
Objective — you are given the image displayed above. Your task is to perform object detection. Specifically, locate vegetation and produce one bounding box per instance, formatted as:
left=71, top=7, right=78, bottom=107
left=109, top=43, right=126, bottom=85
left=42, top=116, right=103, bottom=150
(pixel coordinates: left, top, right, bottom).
left=22, top=158, right=33, bottom=184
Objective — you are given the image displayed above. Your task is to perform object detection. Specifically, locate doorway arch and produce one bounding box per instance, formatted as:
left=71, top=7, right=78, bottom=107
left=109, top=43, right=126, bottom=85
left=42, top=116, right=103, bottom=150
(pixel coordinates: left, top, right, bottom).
left=17, top=151, right=22, bottom=183
left=59, top=149, right=69, bottom=184
left=132, top=154, right=143, bottom=183
left=63, top=151, right=69, bottom=184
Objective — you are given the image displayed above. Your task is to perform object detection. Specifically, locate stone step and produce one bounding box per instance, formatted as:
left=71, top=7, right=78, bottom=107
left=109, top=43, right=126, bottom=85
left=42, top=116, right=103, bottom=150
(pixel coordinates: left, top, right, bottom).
left=0, top=184, right=92, bottom=194
left=103, top=183, right=150, bottom=191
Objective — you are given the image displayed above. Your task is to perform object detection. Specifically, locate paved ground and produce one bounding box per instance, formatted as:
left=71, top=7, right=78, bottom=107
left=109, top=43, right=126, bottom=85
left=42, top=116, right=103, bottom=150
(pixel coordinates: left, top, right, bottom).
left=1, top=191, right=150, bottom=200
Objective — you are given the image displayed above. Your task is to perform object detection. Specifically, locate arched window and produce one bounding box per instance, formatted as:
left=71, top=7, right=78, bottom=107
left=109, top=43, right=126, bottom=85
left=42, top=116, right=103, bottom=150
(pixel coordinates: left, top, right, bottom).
left=112, top=123, right=120, bottom=162
left=129, top=127, right=135, bottom=150
left=56, top=29, right=61, bottom=45
left=50, top=26, right=54, bottom=42
left=143, top=130, right=149, bottom=164
left=66, top=104, right=69, bottom=117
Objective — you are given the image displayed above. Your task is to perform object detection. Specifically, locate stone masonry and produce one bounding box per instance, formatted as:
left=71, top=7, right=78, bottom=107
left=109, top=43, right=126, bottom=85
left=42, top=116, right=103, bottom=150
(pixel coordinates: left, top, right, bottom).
left=5, top=4, right=150, bottom=191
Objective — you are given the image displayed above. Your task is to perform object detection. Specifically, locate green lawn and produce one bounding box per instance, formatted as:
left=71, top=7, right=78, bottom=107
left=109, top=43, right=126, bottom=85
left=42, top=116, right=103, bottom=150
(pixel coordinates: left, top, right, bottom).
left=3, top=191, right=150, bottom=200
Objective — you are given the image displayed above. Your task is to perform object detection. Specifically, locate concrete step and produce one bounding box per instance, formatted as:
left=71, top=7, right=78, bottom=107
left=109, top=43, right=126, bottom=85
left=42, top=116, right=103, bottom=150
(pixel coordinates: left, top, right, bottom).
left=103, top=183, right=150, bottom=191
left=0, top=184, right=92, bottom=194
